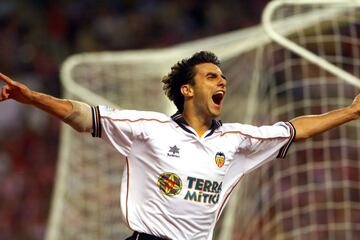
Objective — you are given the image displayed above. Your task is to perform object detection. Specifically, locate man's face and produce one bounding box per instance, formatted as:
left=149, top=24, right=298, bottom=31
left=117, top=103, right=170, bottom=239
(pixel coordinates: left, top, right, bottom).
left=188, top=63, right=227, bottom=118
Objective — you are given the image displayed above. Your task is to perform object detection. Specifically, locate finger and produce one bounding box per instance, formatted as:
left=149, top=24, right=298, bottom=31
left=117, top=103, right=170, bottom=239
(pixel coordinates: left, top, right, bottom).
left=0, top=86, right=10, bottom=101
left=0, top=72, right=15, bottom=85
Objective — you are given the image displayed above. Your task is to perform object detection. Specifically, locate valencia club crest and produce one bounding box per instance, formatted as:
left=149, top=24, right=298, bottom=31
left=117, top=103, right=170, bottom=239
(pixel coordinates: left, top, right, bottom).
left=215, top=152, right=225, bottom=168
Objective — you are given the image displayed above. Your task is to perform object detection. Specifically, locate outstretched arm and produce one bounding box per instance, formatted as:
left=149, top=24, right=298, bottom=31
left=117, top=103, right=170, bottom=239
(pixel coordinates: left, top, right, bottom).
left=290, top=93, right=360, bottom=141
left=0, top=72, right=92, bottom=132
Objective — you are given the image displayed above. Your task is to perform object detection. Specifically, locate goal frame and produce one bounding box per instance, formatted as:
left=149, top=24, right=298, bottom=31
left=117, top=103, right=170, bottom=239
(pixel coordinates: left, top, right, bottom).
left=262, top=0, right=360, bottom=88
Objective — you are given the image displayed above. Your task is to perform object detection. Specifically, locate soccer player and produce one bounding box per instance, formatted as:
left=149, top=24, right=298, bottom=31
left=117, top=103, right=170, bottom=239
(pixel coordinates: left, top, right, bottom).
left=1, top=51, right=360, bottom=240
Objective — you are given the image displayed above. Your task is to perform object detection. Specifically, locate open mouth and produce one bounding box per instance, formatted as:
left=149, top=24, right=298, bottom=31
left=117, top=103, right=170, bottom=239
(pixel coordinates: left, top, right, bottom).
left=212, top=92, right=224, bottom=106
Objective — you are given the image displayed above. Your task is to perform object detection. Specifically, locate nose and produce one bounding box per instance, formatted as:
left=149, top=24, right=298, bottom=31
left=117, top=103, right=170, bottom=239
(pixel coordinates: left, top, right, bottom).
left=218, top=76, right=227, bottom=87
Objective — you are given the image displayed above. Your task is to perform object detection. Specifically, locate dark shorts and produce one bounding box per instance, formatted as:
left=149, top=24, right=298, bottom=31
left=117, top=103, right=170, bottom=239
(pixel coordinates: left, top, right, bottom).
left=125, top=231, right=166, bottom=240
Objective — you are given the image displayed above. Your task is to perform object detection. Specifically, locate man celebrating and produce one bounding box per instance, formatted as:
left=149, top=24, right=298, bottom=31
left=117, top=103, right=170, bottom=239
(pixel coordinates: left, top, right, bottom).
left=1, top=51, right=360, bottom=240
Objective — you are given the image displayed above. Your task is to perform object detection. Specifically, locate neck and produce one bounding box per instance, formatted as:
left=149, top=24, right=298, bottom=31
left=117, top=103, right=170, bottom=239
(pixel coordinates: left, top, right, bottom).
left=182, top=109, right=212, bottom=137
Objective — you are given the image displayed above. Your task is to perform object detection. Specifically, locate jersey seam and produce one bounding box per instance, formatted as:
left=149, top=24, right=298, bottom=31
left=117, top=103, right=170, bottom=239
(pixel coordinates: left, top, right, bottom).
left=125, top=157, right=132, bottom=230
left=101, top=116, right=171, bottom=124
left=219, top=131, right=291, bottom=141
left=216, top=174, right=245, bottom=221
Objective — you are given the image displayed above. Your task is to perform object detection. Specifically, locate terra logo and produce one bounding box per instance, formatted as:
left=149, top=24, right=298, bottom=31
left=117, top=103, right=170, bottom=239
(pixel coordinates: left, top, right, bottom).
left=215, top=152, right=225, bottom=168
left=157, top=172, right=182, bottom=196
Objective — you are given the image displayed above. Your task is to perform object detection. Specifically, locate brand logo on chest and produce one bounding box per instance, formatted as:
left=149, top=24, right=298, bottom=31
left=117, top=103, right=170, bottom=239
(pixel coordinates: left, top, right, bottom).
left=167, top=145, right=180, bottom=158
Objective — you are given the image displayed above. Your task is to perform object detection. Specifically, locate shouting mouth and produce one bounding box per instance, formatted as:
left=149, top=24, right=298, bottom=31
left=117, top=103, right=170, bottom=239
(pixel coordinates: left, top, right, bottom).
left=212, top=91, right=225, bottom=106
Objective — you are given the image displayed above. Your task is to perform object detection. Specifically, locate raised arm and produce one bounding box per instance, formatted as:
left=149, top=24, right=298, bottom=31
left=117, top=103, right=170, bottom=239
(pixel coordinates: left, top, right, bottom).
left=0, top=72, right=92, bottom=132
left=290, top=93, right=360, bottom=141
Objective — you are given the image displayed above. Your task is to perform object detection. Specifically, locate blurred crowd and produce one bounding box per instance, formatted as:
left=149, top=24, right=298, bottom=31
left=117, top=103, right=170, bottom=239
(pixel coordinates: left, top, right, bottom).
left=0, top=0, right=267, bottom=239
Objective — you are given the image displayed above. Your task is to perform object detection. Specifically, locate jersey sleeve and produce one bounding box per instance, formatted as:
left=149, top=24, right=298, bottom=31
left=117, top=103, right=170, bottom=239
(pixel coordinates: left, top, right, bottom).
left=240, top=121, right=296, bottom=173
left=91, top=105, right=145, bottom=157
left=249, top=122, right=295, bottom=158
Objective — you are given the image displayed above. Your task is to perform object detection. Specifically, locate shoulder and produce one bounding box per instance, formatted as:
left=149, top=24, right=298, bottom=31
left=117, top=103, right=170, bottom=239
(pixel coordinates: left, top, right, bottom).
left=219, top=122, right=293, bottom=139
left=219, top=122, right=257, bottom=132
left=97, top=105, right=170, bottom=123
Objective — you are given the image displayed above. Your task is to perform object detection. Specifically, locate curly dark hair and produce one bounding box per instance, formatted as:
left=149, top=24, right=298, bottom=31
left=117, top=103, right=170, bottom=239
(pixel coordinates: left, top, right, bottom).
left=162, top=51, right=220, bottom=112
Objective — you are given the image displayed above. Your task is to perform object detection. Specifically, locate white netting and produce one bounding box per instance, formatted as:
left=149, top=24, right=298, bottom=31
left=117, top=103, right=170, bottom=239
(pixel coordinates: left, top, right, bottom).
left=229, top=1, right=360, bottom=239
left=46, top=1, right=360, bottom=240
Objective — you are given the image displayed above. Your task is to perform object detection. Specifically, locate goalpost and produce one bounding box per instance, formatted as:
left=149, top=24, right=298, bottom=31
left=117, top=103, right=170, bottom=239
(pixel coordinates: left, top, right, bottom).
left=46, top=1, right=360, bottom=239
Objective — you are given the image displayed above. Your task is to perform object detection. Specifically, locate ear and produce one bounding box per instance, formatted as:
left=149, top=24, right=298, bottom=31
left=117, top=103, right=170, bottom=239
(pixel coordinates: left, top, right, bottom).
left=181, top=84, right=194, bottom=97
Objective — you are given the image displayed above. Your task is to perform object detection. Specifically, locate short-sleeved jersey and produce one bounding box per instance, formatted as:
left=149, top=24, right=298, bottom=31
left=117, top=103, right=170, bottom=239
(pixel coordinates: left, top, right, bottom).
left=91, top=106, right=296, bottom=240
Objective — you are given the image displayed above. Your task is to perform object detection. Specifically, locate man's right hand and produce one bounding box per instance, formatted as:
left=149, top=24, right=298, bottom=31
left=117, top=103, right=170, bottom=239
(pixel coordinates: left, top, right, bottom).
left=0, top=72, right=33, bottom=104
left=0, top=72, right=92, bottom=132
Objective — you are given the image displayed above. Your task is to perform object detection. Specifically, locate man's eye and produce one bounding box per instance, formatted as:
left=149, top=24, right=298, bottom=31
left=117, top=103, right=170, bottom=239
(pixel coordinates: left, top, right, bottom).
left=208, top=74, right=216, bottom=78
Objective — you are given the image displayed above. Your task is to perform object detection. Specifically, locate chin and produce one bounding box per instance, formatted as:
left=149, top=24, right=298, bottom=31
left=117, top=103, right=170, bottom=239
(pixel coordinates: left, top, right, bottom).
left=210, top=109, right=222, bottom=118
left=208, top=103, right=223, bottom=118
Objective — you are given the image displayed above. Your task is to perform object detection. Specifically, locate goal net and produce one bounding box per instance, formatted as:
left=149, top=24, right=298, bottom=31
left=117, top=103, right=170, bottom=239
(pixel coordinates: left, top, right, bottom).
left=46, top=1, right=360, bottom=240
left=228, top=1, right=360, bottom=240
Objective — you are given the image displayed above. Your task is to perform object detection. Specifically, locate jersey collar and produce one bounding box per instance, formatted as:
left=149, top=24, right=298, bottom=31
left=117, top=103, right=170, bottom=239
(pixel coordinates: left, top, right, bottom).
left=171, top=112, right=222, bottom=138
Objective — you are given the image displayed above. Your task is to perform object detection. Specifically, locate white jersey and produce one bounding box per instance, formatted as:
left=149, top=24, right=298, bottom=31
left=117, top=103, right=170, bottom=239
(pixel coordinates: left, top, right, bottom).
left=91, top=106, right=295, bottom=240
